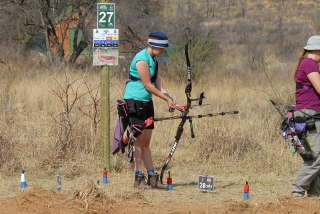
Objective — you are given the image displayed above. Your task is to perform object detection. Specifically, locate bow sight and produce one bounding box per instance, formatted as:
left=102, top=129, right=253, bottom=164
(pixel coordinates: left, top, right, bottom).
left=190, top=92, right=205, bottom=106
left=157, top=42, right=239, bottom=184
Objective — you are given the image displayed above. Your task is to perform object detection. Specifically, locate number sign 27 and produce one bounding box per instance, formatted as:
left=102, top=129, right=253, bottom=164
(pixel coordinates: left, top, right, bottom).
left=97, top=3, right=115, bottom=29
left=99, top=11, right=114, bottom=23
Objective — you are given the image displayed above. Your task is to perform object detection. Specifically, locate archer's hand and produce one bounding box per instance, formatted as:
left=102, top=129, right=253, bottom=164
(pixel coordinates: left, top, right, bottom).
left=167, top=98, right=175, bottom=110
left=173, top=104, right=187, bottom=112
left=164, top=93, right=185, bottom=112
left=168, top=103, right=186, bottom=113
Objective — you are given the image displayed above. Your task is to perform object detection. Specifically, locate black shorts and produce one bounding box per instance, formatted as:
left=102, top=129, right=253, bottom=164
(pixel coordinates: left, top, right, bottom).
left=125, top=99, right=154, bottom=129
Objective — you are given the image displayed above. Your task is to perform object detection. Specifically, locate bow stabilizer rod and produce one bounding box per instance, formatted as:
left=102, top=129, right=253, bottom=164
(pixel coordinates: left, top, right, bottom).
left=154, top=111, right=239, bottom=122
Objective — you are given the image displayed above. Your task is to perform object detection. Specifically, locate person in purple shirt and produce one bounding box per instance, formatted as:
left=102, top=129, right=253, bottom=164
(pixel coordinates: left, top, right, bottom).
left=292, top=35, right=320, bottom=197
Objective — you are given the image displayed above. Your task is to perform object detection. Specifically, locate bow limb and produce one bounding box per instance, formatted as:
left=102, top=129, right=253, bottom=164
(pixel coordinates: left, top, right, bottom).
left=159, top=42, right=192, bottom=184
left=185, top=42, right=192, bottom=114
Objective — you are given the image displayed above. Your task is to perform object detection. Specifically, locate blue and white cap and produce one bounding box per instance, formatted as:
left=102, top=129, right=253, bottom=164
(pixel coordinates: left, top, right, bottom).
left=148, top=32, right=169, bottom=48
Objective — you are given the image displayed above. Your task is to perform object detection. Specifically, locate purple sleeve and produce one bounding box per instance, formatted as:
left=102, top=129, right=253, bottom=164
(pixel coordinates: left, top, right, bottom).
left=301, top=59, right=319, bottom=76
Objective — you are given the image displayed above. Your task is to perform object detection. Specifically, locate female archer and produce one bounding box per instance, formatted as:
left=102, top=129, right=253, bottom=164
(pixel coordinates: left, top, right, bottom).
left=292, top=35, right=320, bottom=197
left=122, top=32, right=183, bottom=189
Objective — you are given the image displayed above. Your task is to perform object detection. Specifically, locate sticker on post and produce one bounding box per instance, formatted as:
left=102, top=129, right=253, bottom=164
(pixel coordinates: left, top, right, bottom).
left=198, top=175, right=215, bottom=192
left=92, top=29, right=119, bottom=66
left=93, top=48, right=119, bottom=66
left=93, top=29, right=119, bottom=48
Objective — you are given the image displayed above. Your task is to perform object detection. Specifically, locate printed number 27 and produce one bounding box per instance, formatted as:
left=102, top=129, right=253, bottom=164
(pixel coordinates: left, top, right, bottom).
left=99, top=11, right=113, bottom=23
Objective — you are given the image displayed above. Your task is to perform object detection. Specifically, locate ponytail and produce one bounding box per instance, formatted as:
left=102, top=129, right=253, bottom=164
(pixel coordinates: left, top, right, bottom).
left=294, top=50, right=307, bottom=81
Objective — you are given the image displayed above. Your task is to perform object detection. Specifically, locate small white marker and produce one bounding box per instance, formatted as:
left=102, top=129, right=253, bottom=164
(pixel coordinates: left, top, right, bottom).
left=20, top=170, right=27, bottom=191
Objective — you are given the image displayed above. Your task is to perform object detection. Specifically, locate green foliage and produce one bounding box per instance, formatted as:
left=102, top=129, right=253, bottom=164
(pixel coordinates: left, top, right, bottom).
left=167, top=38, right=221, bottom=81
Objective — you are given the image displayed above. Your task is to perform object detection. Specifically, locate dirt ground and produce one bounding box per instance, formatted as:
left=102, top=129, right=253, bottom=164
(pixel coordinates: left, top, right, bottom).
left=1, top=170, right=320, bottom=214
left=1, top=187, right=320, bottom=214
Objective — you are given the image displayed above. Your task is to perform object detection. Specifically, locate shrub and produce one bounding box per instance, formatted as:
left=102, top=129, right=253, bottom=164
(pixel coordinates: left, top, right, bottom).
left=167, top=38, right=222, bottom=81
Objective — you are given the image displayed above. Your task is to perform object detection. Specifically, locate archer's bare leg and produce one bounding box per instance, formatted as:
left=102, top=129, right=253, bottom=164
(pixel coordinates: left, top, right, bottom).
left=140, top=129, right=154, bottom=170
left=135, top=129, right=154, bottom=170
left=134, top=129, right=152, bottom=171
left=133, top=138, right=143, bottom=173
left=133, top=136, right=151, bottom=189
left=139, top=129, right=162, bottom=188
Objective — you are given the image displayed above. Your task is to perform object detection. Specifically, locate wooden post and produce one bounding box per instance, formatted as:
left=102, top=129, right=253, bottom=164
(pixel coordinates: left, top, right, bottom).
left=100, top=0, right=110, bottom=171
left=101, top=65, right=110, bottom=170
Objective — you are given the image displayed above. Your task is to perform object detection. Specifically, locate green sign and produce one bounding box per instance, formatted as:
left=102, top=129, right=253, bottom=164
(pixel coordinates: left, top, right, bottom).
left=97, top=3, right=115, bottom=29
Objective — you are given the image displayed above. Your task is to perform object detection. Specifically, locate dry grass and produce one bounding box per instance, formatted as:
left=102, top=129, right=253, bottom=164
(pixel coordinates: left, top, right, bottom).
left=1, top=1, right=320, bottom=210
left=0, top=54, right=301, bottom=186
left=0, top=4, right=306, bottom=196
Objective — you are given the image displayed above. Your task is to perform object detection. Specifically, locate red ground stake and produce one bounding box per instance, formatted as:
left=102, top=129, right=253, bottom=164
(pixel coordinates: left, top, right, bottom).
left=244, top=181, right=249, bottom=200
left=102, top=168, right=108, bottom=184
